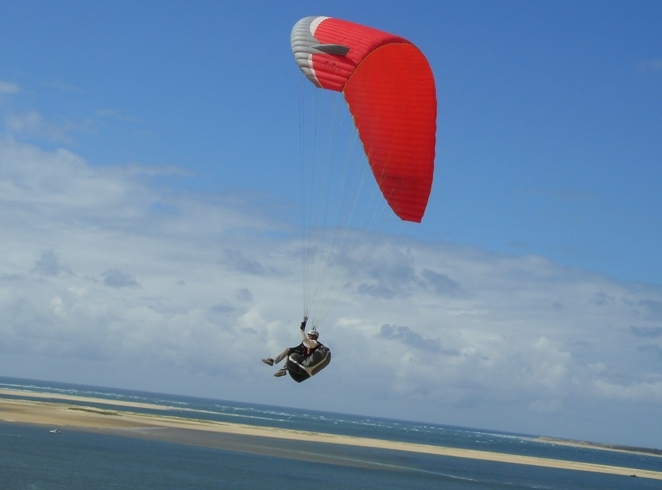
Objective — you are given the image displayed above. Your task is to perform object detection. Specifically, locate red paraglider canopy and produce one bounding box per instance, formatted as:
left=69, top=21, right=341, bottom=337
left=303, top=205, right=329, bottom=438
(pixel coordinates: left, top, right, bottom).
left=291, top=16, right=436, bottom=223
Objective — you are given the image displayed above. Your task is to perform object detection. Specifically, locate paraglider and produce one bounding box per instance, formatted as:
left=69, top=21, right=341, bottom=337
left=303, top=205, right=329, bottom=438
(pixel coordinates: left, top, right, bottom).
left=262, top=16, right=436, bottom=382
left=262, top=317, right=331, bottom=383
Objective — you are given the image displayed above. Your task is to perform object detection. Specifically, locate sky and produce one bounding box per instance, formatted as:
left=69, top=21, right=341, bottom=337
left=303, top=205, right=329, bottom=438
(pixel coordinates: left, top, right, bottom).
left=1, top=0, right=661, bottom=448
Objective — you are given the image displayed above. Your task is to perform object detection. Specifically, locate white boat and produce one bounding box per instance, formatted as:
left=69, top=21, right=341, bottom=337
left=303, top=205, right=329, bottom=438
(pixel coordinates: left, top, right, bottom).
left=49, top=429, right=61, bottom=434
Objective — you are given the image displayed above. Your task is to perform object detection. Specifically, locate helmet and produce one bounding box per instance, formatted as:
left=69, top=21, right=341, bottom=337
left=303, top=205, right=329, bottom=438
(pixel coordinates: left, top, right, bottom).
left=307, top=327, right=319, bottom=338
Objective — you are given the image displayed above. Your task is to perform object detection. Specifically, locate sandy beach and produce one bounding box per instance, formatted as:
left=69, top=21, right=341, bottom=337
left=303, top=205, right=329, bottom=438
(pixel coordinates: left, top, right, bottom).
left=1, top=391, right=661, bottom=481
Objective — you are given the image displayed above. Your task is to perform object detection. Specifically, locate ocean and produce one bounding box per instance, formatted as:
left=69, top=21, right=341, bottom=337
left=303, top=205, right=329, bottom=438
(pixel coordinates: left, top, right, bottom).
left=1, top=377, right=660, bottom=489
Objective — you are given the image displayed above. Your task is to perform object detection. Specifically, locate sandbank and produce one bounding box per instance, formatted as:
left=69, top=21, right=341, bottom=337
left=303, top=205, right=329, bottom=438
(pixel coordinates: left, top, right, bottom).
left=1, top=395, right=660, bottom=480
left=0, top=388, right=180, bottom=411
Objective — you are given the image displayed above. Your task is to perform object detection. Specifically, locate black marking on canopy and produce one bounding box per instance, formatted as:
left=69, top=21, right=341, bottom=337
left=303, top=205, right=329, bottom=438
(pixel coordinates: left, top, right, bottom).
left=311, top=44, right=350, bottom=56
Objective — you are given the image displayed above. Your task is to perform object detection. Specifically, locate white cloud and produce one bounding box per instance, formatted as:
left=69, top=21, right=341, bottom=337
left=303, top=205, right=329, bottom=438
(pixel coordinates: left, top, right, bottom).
left=1, top=138, right=662, bottom=443
left=4, top=111, right=95, bottom=143
left=591, top=379, right=662, bottom=402
left=0, top=81, right=19, bottom=94
left=96, top=108, right=141, bottom=123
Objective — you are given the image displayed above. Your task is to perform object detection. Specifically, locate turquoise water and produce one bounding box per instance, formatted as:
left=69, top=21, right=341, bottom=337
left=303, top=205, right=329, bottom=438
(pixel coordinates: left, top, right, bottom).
left=1, top=377, right=660, bottom=489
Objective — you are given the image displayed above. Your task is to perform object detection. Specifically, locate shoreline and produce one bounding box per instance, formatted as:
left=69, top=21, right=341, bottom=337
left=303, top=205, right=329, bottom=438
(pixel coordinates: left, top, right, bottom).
left=535, top=436, right=662, bottom=458
left=4, top=387, right=660, bottom=457
left=1, top=393, right=661, bottom=480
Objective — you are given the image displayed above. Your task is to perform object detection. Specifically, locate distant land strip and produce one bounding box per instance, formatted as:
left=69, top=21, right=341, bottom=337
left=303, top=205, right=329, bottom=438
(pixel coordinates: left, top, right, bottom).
left=536, top=436, right=662, bottom=457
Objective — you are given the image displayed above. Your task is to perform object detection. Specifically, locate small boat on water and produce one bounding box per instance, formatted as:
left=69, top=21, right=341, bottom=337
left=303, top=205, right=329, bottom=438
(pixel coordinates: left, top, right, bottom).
left=49, top=429, right=61, bottom=434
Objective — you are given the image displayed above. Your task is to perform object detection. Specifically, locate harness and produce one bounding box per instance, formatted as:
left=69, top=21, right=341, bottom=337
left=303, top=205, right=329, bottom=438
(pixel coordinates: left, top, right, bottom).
left=287, top=341, right=331, bottom=383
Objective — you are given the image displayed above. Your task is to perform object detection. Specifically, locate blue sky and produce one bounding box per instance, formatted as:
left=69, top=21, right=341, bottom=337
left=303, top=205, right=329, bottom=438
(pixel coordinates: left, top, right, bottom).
left=1, top=1, right=662, bottom=448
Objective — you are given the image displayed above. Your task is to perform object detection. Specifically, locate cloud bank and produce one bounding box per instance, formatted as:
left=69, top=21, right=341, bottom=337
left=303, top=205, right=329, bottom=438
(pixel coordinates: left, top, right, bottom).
left=1, top=138, right=661, bottom=447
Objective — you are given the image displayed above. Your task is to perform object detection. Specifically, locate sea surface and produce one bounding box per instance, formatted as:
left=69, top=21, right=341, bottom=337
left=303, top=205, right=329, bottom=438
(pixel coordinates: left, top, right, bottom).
left=1, top=376, right=660, bottom=489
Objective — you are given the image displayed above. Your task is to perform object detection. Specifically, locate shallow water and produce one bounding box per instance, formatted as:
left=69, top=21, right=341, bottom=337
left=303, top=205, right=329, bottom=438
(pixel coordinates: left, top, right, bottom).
left=1, top=377, right=660, bottom=489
